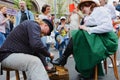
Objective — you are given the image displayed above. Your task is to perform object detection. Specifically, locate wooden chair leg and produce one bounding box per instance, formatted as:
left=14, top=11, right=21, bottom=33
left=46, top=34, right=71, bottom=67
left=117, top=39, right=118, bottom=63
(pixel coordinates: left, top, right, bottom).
left=109, top=53, right=120, bottom=80
left=4, top=67, right=27, bottom=80
left=6, top=70, right=10, bottom=80
left=15, top=70, right=20, bottom=80
left=94, top=65, right=98, bottom=80
left=22, top=71, right=27, bottom=80
left=103, top=59, right=107, bottom=74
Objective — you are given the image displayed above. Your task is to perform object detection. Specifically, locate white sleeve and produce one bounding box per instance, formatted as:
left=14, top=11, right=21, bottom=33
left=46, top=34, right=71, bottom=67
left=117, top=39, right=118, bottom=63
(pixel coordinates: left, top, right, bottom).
left=38, top=15, right=43, bottom=19
left=57, top=25, right=61, bottom=31
left=86, top=7, right=113, bottom=34
left=105, top=4, right=116, bottom=19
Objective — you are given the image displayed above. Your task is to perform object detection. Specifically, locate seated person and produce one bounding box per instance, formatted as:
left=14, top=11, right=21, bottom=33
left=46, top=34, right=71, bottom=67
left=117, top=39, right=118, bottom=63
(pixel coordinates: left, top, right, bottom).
left=0, top=19, right=54, bottom=80
left=52, top=0, right=118, bottom=79
left=56, top=16, right=70, bottom=57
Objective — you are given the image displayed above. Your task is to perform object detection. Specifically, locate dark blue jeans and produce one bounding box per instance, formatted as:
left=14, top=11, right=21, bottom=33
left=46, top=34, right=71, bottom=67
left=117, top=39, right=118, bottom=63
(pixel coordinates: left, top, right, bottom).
left=0, top=32, right=6, bottom=47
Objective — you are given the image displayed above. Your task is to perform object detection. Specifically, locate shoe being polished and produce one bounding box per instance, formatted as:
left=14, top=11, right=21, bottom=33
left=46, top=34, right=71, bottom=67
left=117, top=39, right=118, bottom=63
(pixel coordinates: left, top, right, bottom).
left=46, top=66, right=56, bottom=73
left=52, top=56, right=67, bottom=66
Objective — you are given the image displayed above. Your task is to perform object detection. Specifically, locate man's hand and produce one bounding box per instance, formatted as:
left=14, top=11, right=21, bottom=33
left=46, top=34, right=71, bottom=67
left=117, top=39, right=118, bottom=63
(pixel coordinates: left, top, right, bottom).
left=50, top=53, right=54, bottom=61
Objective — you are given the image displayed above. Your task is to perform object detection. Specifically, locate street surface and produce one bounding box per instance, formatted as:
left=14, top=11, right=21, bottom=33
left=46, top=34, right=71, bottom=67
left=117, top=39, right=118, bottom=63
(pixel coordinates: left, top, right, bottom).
left=0, top=47, right=120, bottom=80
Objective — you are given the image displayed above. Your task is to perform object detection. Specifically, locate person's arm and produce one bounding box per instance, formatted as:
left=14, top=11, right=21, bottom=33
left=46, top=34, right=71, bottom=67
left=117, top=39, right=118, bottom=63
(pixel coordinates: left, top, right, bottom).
left=113, top=20, right=120, bottom=25
left=28, top=11, right=35, bottom=20
left=57, top=25, right=62, bottom=32
left=14, top=13, right=19, bottom=27
left=68, top=12, right=72, bottom=23
left=64, top=25, right=69, bottom=32
left=0, top=14, right=9, bottom=25
left=27, top=21, right=50, bottom=57
left=83, top=7, right=113, bottom=34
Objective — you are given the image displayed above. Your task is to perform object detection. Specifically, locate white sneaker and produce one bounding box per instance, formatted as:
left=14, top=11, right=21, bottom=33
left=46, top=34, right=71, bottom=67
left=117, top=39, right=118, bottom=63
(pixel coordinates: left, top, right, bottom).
left=101, top=61, right=103, bottom=63
left=108, top=61, right=120, bottom=68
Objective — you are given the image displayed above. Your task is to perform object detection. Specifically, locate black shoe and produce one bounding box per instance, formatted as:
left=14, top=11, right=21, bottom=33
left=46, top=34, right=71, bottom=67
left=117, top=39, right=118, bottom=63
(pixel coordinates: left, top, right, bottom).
left=52, top=56, right=67, bottom=66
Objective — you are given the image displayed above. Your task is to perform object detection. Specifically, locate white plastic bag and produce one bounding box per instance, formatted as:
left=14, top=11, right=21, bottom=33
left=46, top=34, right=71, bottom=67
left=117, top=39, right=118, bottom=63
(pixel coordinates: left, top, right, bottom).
left=46, top=32, right=55, bottom=44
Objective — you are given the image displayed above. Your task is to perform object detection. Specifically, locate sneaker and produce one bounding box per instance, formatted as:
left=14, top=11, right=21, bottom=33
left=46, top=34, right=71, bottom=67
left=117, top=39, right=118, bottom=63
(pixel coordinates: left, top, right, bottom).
left=101, top=61, right=103, bottom=63
left=108, top=61, right=120, bottom=68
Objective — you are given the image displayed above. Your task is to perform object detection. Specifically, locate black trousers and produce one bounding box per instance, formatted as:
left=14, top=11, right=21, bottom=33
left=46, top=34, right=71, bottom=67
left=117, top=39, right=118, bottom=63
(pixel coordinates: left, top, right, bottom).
left=63, top=38, right=73, bottom=58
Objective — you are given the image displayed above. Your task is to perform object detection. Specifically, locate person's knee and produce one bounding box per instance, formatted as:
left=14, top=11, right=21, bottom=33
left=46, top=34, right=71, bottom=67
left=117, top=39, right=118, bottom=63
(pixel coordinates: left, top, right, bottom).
left=29, top=56, right=42, bottom=65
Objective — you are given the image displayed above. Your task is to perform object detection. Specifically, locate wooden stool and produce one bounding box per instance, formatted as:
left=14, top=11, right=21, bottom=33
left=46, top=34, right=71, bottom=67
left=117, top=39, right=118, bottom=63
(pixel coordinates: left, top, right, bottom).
left=94, top=29, right=120, bottom=80
left=48, top=66, right=69, bottom=80
left=3, top=67, right=27, bottom=80
left=94, top=52, right=119, bottom=80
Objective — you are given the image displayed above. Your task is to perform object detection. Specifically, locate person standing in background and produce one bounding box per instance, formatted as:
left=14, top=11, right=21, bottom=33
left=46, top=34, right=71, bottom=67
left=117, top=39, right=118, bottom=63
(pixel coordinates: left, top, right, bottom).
left=39, top=4, right=51, bottom=20
left=4, top=14, right=14, bottom=38
left=69, top=6, right=83, bottom=31
left=0, top=5, right=9, bottom=47
left=38, top=4, right=55, bottom=72
left=38, top=4, right=51, bottom=50
left=99, top=0, right=120, bottom=67
left=68, top=5, right=83, bottom=58
left=99, top=0, right=116, bottom=20
left=15, top=0, right=34, bottom=26
left=56, top=16, right=70, bottom=58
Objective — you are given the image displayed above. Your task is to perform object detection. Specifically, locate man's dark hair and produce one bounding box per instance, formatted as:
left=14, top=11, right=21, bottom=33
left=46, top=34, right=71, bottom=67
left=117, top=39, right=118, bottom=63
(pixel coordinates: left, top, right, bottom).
left=41, top=4, right=50, bottom=13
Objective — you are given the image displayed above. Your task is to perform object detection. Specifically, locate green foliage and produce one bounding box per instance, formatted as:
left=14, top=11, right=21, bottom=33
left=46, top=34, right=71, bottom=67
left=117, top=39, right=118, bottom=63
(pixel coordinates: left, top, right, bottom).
left=13, top=0, right=32, bottom=10
left=14, top=0, right=19, bottom=9
left=53, top=0, right=67, bottom=18
left=56, top=0, right=67, bottom=18
left=46, top=0, right=68, bottom=18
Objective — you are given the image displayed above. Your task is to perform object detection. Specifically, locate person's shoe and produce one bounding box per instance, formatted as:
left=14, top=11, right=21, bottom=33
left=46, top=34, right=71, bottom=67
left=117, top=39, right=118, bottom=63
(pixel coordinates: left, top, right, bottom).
left=52, top=55, right=67, bottom=66
left=46, top=66, right=56, bottom=73
left=108, top=61, right=120, bottom=68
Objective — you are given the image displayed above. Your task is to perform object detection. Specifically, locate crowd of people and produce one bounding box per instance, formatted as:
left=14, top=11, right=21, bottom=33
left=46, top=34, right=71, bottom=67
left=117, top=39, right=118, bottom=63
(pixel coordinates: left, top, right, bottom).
left=0, top=0, right=120, bottom=80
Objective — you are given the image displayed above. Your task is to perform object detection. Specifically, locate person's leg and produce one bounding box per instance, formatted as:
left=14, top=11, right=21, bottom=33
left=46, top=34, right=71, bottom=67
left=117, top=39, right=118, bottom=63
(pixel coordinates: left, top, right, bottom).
left=1, top=53, right=49, bottom=80
left=64, top=38, right=69, bottom=47
left=108, top=37, right=120, bottom=67
left=46, top=43, right=50, bottom=51
left=0, top=32, right=6, bottom=47
left=63, top=38, right=73, bottom=57
left=35, top=53, right=48, bottom=67
left=59, top=50, right=63, bottom=58
left=58, top=42, right=64, bottom=58
left=52, top=38, right=73, bottom=66
left=32, top=53, right=54, bottom=73
left=41, top=36, right=47, bottom=47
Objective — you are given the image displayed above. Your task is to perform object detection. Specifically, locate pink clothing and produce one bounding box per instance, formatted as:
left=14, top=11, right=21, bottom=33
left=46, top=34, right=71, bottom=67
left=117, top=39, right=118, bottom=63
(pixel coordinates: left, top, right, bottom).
left=0, top=12, right=7, bottom=33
